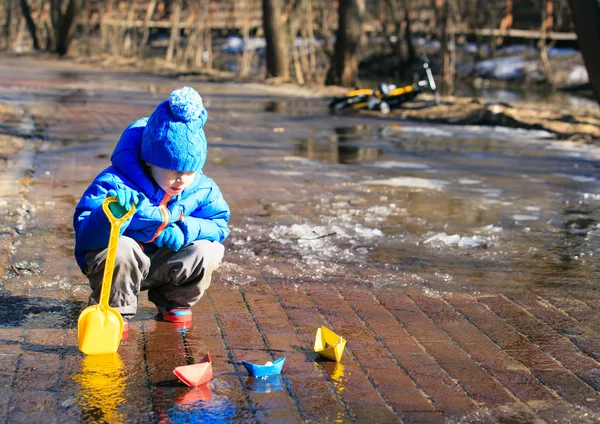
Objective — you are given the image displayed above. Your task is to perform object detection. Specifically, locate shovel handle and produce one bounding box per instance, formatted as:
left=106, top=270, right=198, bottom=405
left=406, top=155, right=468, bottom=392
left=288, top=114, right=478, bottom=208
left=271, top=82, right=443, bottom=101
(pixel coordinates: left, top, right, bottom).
left=98, top=197, right=136, bottom=308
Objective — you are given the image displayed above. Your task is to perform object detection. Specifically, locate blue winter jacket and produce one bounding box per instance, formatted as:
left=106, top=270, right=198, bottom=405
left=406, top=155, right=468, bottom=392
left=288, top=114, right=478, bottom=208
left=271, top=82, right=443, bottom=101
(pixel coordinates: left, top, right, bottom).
left=73, top=118, right=230, bottom=272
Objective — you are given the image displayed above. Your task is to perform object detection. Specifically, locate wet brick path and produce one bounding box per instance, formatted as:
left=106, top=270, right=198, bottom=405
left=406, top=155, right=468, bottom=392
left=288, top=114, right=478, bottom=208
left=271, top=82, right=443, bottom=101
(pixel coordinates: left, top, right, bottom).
left=1, top=56, right=600, bottom=423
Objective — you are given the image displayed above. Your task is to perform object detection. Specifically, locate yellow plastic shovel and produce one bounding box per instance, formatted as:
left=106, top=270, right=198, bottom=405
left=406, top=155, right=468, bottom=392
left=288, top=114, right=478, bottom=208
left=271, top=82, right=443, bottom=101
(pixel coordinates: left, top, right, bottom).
left=78, top=197, right=135, bottom=355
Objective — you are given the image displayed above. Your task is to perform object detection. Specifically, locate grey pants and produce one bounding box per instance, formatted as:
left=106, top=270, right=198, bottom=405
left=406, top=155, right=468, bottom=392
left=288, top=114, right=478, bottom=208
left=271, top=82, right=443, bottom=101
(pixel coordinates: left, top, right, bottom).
left=85, top=237, right=225, bottom=316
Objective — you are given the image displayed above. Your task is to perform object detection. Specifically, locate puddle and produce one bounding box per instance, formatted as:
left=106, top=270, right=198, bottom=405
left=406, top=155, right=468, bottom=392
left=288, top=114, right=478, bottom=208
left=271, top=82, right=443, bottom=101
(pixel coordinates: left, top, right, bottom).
left=0, top=294, right=81, bottom=328
left=3, top=62, right=600, bottom=422
left=216, top=108, right=600, bottom=294
left=74, top=354, right=126, bottom=423
left=157, top=392, right=239, bottom=423
left=12, top=75, right=597, bottom=296
left=246, top=375, right=284, bottom=393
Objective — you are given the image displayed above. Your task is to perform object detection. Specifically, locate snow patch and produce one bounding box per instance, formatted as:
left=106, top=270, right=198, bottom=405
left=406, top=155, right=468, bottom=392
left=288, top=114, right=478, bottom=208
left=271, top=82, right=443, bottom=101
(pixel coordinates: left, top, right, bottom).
left=361, top=177, right=448, bottom=189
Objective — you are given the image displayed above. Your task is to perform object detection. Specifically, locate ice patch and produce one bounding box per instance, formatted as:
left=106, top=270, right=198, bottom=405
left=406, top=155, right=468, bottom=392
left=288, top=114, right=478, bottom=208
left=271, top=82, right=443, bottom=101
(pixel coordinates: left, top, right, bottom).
left=473, top=224, right=503, bottom=233
left=361, top=177, right=448, bottom=189
left=549, top=141, right=600, bottom=161
left=582, top=193, right=600, bottom=200
left=271, top=223, right=342, bottom=241
left=324, top=171, right=353, bottom=179
left=461, top=125, right=553, bottom=140
left=354, top=224, right=384, bottom=238
left=526, top=177, right=546, bottom=183
left=459, top=179, right=481, bottom=185
left=282, top=156, right=321, bottom=165
left=268, top=170, right=304, bottom=176
left=363, top=204, right=403, bottom=223
left=425, top=233, right=461, bottom=245
left=469, top=188, right=503, bottom=197
left=383, top=126, right=453, bottom=137
left=424, top=232, right=493, bottom=248
left=553, top=173, right=596, bottom=183
left=566, top=65, right=589, bottom=86
left=370, top=161, right=430, bottom=170
left=268, top=220, right=384, bottom=266
left=513, top=214, right=538, bottom=221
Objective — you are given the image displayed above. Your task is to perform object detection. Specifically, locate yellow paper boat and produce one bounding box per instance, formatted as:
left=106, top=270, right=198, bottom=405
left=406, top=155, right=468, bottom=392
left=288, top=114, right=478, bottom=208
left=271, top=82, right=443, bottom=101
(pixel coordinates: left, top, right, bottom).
left=314, top=326, right=346, bottom=362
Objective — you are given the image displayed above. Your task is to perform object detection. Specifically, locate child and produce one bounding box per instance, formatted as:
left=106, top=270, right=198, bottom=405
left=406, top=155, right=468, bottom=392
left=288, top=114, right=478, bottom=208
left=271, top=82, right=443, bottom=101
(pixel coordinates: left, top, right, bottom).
left=73, top=87, right=229, bottom=329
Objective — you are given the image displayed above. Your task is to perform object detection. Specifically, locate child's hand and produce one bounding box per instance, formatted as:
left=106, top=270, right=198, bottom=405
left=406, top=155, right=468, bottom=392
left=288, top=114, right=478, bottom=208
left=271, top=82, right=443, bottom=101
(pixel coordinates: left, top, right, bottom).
left=107, top=189, right=142, bottom=218
left=155, top=224, right=185, bottom=251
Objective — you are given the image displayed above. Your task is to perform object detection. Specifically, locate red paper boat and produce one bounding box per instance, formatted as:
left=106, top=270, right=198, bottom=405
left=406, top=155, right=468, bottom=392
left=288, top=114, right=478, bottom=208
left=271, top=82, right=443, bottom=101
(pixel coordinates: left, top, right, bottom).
left=173, top=353, right=214, bottom=387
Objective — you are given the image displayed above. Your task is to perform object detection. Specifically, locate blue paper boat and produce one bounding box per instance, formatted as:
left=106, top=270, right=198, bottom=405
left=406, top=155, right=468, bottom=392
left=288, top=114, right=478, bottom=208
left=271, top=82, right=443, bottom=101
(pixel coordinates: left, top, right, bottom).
left=242, top=357, right=286, bottom=378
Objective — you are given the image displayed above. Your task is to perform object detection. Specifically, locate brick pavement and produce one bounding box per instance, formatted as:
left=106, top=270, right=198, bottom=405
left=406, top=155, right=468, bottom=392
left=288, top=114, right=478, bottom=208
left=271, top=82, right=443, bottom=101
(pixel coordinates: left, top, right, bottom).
left=1, top=55, right=600, bottom=423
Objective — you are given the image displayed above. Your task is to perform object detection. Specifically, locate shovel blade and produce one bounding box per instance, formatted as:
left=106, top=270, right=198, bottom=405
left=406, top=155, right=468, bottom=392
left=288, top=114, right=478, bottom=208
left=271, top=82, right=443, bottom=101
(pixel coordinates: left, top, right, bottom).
left=78, top=305, right=124, bottom=355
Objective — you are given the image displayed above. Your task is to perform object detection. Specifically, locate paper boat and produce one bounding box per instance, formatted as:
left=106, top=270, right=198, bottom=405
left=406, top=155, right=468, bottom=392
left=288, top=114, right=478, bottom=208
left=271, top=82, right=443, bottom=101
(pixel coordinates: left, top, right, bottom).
left=173, top=353, right=214, bottom=387
left=242, top=357, right=285, bottom=378
left=314, top=326, right=346, bottom=362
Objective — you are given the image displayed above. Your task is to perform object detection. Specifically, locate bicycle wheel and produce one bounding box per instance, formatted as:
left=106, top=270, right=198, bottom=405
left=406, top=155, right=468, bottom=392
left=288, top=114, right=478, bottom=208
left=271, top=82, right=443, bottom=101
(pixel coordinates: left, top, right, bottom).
left=329, top=97, right=351, bottom=111
left=379, top=101, right=391, bottom=115
left=329, top=94, right=371, bottom=112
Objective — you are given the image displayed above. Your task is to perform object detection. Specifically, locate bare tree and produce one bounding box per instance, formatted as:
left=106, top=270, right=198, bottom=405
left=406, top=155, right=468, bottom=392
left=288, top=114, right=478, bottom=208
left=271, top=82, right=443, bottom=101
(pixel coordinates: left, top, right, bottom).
left=18, top=0, right=86, bottom=55
left=384, top=0, right=415, bottom=64
left=567, top=0, right=600, bottom=103
left=51, top=0, right=86, bottom=55
left=19, top=0, right=40, bottom=50
left=262, top=0, right=290, bottom=79
left=325, top=0, right=365, bottom=86
left=538, top=0, right=554, bottom=86
left=436, top=0, right=460, bottom=94
left=402, top=0, right=415, bottom=63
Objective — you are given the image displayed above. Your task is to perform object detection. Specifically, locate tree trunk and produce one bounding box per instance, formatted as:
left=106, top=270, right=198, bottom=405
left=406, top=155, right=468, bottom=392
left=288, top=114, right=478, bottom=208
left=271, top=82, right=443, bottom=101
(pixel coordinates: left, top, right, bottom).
left=402, top=0, right=415, bottom=63
left=19, top=0, right=40, bottom=50
left=4, top=0, right=13, bottom=49
left=52, top=0, right=85, bottom=55
left=240, top=0, right=253, bottom=77
left=166, top=0, right=181, bottom=62
left=325, top=0, right=365, bottom=86
left=202, top=0, right=212, bottom=69
left=567, top=0, right=600, bottom=103
left=538, top=0, right=553, bottom=87
left=262, top=0, right=290, bottom=79
left=386, top=0, right=403, bottom=60
left=141, top=0, right=158, bottom=55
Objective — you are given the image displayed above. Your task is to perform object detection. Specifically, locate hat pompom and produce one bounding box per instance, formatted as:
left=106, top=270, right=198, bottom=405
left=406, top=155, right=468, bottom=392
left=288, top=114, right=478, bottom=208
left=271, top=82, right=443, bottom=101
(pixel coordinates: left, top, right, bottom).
left=169, top=87, right=204, bottom=122
left=142, top=86, right=208, bottom=172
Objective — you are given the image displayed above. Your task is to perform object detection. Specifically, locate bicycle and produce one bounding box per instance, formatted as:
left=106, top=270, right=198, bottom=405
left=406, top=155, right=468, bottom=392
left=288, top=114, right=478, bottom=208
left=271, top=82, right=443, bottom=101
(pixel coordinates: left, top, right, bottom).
left=328, top=59, right=440, bottom=114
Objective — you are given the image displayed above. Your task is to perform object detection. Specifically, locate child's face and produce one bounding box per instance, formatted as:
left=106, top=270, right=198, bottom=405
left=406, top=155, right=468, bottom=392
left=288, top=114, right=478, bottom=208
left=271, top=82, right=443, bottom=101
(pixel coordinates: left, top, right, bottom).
left=149, top=165, right=196, bottom=196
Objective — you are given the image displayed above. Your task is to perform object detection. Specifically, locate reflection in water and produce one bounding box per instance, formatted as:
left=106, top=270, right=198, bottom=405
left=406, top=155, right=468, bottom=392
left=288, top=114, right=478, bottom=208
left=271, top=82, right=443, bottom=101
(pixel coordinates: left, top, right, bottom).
left=246, top=375, right=283, bottom=393
left=263, top=99, right=324, bottom=115
left=527, top=204, right=600, bottom=286
left=160, top=389, right=237, bottom=424
left=264, top=101, right=283, bottom=113
left=58, top=71, right=80, bottom=81
left=175, top=321, right=192, bottom=334
left=320, top=361, right=345, bottom=391
left=56, top=88, right=89, bottom=105
left=178, top=384, right=212, bottom=402
left=334, top=125, right=370, bottom=142
left=74, top=354, right=126, bottom=423
left=299, top=126, right=381, bottom=164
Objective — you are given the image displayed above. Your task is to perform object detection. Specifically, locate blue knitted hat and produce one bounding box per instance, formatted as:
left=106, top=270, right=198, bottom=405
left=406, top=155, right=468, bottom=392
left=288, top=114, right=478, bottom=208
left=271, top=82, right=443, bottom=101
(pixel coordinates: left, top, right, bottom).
left=142, top=87, right=208, bottom=172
